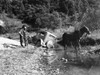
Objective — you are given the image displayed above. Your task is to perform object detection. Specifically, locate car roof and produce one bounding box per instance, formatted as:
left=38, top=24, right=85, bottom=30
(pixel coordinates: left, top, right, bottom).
left=46, top=32, right=57, bottom=38
left=37, top=30, right=57, bottom=38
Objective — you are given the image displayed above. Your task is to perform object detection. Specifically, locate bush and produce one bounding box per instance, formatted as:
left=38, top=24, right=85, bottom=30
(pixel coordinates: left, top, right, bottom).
left=36, top=11, right=63, bottom=29
left=0, top=0, right=99, bottom=30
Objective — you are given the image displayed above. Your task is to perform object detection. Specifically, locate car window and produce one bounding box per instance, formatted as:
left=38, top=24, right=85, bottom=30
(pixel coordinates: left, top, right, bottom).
left=39, top=31, right=46, bottom=35
left=49, top=34, right=56, bottom=38
left=40, top=33, right=44, bottom=36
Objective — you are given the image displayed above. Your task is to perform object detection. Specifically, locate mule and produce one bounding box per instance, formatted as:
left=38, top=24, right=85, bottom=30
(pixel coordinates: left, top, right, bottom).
left=58, top=26, right=91, bottom=59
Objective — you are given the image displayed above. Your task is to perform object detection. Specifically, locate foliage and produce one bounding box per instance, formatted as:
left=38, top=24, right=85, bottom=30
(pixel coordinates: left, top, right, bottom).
left=36, top=11, right=62, bottom=29
left=0, top=0, right=99, bottom=30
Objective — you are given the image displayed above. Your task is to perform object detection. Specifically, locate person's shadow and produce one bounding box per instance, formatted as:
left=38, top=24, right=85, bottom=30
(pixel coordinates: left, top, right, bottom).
left=3, top=43, right=21, bottom=49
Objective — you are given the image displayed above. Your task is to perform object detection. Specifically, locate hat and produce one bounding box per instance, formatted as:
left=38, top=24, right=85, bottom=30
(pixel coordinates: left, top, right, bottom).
left=22, top=24, right=27, bottom=30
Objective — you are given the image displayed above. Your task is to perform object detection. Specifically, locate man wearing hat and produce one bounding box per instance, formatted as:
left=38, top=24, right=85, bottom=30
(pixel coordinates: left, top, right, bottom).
left=19, top=24, right=28, bottom=47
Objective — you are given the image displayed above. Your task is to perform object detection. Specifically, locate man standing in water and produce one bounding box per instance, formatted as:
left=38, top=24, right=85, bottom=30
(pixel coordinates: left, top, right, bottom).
left=19, top=24, right=28, bottom=47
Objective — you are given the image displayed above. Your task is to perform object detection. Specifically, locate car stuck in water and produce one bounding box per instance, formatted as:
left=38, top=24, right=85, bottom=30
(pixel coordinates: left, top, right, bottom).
left=30, top=30, right=57, bottom=48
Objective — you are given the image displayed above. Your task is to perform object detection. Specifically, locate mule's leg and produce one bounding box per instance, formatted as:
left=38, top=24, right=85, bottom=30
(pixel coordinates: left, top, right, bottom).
left=76, top=41, right=81, bottom=62
left=71, top=42, right=74, bottom=48
left=64, top=44, right=67, bottom=50
left=95, top=39, right=98, bottom=45
left=74, top=46, right=78, bottom=58
left=63, top=44, right=66, bottom=57
left=62, top=44, right=67, bottom=62
left=78, top=41, right=81, bottom=50
left=73, top=41, right=79, bottom=60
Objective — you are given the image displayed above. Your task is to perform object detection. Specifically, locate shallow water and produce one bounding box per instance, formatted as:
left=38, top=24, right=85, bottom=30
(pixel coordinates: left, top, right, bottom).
left=47, top=47, right=100, bottom=75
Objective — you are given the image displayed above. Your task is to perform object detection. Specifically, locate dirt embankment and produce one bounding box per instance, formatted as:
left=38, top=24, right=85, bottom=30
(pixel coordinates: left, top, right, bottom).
left=0, top=37, right=100, bottom=75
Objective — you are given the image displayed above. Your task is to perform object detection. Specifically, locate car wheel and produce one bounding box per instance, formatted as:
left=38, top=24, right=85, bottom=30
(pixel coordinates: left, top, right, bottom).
left=36, top=39, right=41, bottom=47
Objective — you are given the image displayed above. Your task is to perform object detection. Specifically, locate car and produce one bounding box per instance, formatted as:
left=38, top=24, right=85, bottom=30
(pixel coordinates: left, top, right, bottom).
left=35, top=30, right=57, bottom=47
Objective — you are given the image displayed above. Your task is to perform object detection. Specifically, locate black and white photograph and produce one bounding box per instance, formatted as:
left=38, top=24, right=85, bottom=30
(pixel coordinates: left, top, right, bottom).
left=0, top=0, right=100, bottom=75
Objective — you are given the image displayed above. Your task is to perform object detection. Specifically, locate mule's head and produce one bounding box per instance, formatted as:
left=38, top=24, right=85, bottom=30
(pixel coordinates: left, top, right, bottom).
left=80, top=26, right=91, bottom=35
left=79, top=26, right=91, bottom=41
